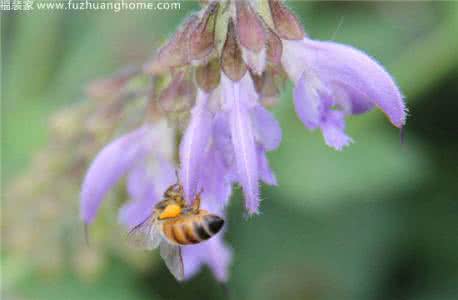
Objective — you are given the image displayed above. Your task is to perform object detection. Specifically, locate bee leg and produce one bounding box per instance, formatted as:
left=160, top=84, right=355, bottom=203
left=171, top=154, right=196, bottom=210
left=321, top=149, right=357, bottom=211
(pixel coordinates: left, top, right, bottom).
left=191, top=189, right=203, bottom=212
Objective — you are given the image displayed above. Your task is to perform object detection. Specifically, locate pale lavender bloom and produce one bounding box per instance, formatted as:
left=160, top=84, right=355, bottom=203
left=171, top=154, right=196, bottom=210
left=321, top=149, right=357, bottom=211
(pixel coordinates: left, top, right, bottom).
left=179, top=73, right=281, bottom=215
left=179, top=90, right=213, bottom=203
left=118, top=158, right=176, bottom=229
left=81, top=126, right=153, bottom=224
left=143, top=0, right=407, bottom=218
left=282, top=38, right=407, bottom=150
left=80, top=121, right=232, bottom=282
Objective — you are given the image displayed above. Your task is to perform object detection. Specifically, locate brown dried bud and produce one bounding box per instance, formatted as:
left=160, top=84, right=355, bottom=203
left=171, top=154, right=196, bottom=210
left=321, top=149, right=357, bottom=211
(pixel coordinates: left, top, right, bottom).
left=266, top=27, right=283, bottom=64
left=158, top=72, right=195, bottom=114
left=144, top=16, right=198, bottom=74
left=221, top=19, right=247, bottom=81
left=251, top=69, right=279, bottom=99
left=236, top=1, right=266, bottom=53
left=196, top=57, right=221, bottom=92
left=189, top=2, right=219, bottom=61
left=86, top=65, right=139, bottom=99
left=156, top=72, right=195, bottom=130
left=269, top=0, right=305, bottom=40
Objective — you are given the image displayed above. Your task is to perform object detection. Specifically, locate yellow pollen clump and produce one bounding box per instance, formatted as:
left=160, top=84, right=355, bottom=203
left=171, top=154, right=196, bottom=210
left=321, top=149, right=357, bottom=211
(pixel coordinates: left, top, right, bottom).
left=159, top=204, right=182, bottom=219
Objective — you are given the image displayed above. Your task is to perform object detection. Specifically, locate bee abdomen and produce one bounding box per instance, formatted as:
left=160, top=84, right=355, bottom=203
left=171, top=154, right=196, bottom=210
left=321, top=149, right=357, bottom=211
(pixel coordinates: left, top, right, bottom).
left=193, top=215, right=224, bottom=241
left=163, top=215, right=225, bottom=245
left=164, top=223, right=198, bottom=245
left=205, top=215, right=224, bottom=235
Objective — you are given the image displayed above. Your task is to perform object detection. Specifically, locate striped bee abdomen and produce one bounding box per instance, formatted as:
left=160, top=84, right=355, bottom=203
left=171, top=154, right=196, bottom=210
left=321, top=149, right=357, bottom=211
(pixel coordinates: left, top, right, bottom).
left=162, top=214, right=224, bottom=245
left=204, top=215, right=224, bottom=235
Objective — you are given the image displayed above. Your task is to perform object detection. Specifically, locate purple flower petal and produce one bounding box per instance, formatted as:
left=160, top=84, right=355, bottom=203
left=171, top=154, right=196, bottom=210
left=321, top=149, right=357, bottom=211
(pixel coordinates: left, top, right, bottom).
left=293, top=73, right=325, bottom=129
left=118, top=158, right=177, bottom=229
left=126, top=162, right=156, bottom=203
left=332, top=82, right=374, bottom=115
left=300, top=38, right=406, bottom=127
left=251, top=105, right=282, bottom=151
left=118, top=167, right=157, bottom=230
left=153, top=158, right=178, bottom=197
left=221, top=74, right=258, bottom=109
left=223, top=77, right=260, bottom=214
left=320, top=110, right=353, bottom=151
left=199, top=145, right=232, bottom=208
left=212, top=113, right=239, bottom=184
left=80, top=126, right=150, bottom=224
left=257, top=146, right=277, bottom=186
left=179, top=90, right=212, bottom=203
left=212, top=113, right=234, bottom=165
left=182, top=234, right=232, bottom=282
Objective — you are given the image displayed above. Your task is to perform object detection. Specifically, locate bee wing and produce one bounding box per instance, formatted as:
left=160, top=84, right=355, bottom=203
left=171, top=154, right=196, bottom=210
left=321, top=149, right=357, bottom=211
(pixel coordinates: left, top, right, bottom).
left=159, top=241, right=184, bottom=281
left=127, top=216, right=162, bottom=250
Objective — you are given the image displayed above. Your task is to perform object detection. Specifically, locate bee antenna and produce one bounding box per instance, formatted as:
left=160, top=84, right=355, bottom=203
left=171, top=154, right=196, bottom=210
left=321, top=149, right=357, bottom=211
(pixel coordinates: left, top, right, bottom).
left=175, top=169, right=180, bottom=184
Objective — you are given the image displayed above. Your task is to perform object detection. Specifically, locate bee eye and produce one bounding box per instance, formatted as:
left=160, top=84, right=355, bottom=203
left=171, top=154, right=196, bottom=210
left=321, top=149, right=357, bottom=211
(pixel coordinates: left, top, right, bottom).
left=155, top=203, right=166, bottom=210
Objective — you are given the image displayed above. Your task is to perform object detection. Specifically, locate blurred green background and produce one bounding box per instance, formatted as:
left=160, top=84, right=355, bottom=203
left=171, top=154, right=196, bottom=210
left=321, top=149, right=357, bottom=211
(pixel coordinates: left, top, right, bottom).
left=2, top=1, right=458, bottom=300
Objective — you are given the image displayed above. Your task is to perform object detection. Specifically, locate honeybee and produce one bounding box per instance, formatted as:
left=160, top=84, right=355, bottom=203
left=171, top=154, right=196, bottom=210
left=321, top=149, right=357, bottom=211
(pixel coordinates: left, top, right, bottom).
left=128, top=183, right=225, bottom=281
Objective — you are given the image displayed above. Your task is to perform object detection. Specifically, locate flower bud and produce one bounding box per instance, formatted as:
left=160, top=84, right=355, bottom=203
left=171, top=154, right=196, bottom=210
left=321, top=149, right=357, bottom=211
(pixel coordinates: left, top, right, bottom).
left=144, top=16, right=198, bottom=74
left=268, top=0, right=305, bottom=40
left=266, top=27, right=283, bottom=64
left=189, top=2, right=219, bottom=62
left=251, top=68, right=280, bottom=100
left=196, top=57, right=221, bottom=92
left=236, top=1, right=266, bottom=53
left=221, top=19, right=247, bottom=81
left=86, top=66, right=139, bottom=99
left=158, top=72, right=195, bottom=114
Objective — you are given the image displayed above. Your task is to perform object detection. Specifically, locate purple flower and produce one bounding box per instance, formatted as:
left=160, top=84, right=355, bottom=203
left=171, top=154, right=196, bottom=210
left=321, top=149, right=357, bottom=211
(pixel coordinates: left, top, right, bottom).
left=80, top=1, right=408, bottom=283
left=141, top=0, right=407, bottom=217
left=80, top=121, right=232, bottom=282
left=282, top=38, right=406, bottom=150
left=80, top=122, right=175, bottom=225
left=179, top=73, right=281, bottom=215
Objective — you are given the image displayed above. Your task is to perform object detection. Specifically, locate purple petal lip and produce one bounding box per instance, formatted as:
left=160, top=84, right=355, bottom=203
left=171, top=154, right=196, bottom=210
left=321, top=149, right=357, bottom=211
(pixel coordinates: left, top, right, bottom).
left=293, top=73, right=323, bottom=130
left=257, top=145, right=277, bottom=186
left=299, top=38, right=407, bottom=127
left=80, top=126, right=150, bottom=224
left=119, top=158, right=177, bottom=229
left=251, top=105, right=282, bottom=151
left=223, top=75, right=260, bottom=214
left=284, top=37, right=406, bottom=150
left=182, top=231, right=232, bottom=282
left=320, top=110, right=353, bottom=151
left=179, top=89, right=213, bottom=203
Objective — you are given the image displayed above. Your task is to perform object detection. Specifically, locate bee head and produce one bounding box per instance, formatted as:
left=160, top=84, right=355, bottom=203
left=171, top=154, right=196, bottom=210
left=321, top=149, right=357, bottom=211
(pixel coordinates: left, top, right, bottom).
left=164, top=183, right=183, bottom=198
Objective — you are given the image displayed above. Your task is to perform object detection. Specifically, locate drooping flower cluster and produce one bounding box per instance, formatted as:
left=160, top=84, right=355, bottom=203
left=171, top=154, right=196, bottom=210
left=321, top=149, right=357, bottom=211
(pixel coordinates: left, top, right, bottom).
left=79, top=0, right=406, bottom=283
left=142, top=0, right=406, bottom=213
